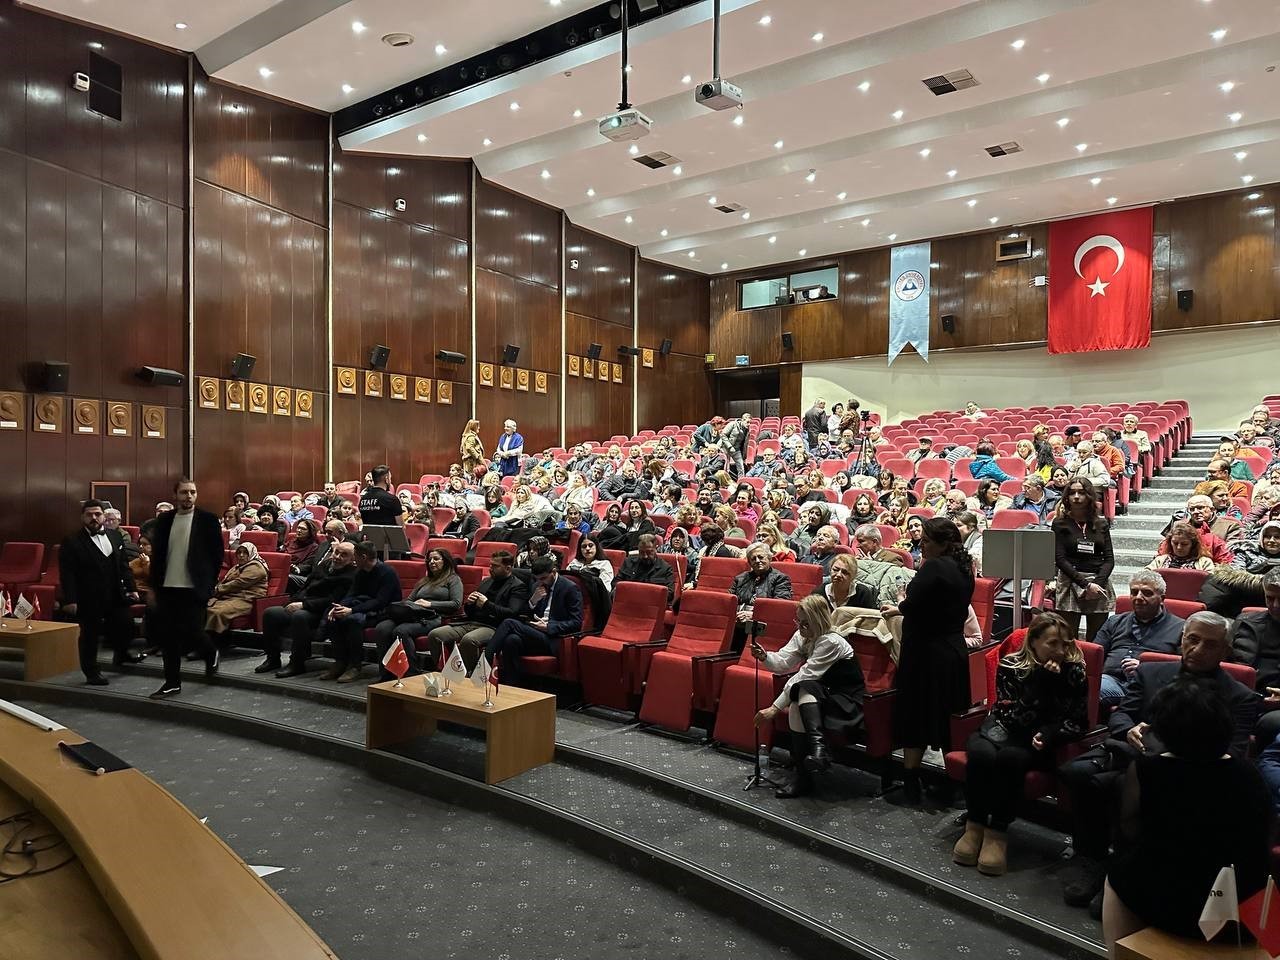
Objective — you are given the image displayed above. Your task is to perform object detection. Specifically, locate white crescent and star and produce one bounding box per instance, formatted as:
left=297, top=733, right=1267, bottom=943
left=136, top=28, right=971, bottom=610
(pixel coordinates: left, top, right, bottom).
left=1073, top=234, right=1125, bottom=298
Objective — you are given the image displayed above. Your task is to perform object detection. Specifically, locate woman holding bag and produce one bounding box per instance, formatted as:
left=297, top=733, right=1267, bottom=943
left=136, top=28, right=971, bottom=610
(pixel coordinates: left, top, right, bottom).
left=373, top=549, right=463, bottom=680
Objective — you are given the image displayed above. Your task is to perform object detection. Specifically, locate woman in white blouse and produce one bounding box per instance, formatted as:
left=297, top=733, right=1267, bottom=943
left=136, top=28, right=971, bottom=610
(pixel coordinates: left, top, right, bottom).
left=566, top=535, right=615, bottom=590
left=752, top=594, right=866, bottom=799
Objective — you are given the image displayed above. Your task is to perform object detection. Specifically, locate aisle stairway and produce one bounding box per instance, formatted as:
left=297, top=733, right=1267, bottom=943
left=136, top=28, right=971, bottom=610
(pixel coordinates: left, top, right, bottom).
left=1109, top=431, right=1226, bottom=587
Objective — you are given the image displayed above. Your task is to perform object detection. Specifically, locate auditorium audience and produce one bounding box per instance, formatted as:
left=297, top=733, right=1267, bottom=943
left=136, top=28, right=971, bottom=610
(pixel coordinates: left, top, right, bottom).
left=485, top=556, right=583, bottom=689
left=221, top=506, right=246, bottom=547
left=1090, top=431, right=1126, bottom=483
left=1201, top=520, right=1280, bottom=616
left=852, top=525, right=905, bottom=568
left=261, top=539, right=357, bottom=676
left=494, top=420, right=524, bottom=478
left=968, top=442, right=1012, bottom=483
left=816, top=553, right=878, bottom=610
left=282, top=494, right=313, bottom=525
left=1069, top=441, right=1111, bottom=488
left=1010, top=474, right=1059, bottom=523
left=730, top=544, right=794, bottom=645
left=426, top=550, right=529, bottom=671
left=459, top=419, right=486, bottom=477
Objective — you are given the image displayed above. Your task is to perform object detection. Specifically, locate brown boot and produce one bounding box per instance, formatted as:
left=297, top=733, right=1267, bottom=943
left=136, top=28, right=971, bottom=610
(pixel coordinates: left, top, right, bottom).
left=977, top=828, right=1008, bottom=876
left=952, top=821, right=985, bottom=867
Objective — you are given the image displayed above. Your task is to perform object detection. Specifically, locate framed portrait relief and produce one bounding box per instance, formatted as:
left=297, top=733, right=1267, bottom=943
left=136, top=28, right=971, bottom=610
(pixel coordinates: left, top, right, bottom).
left=0, top=392, right=24, bottom=430
left=198, top=377, right=220, bottom=409
left=364, top=371, right=383, bottom=398
left=583, top=358, right=594, bottom=379
left=516, top=369, right=530, bottom=392
left=437, top=380, right=453, bottom=405
left=611, top=362, right=623, bottom=384
left=248, top=383, right=268, bottom=414
left=225, top=380, right=245, bottom=410
left=141, top=405, right=165, bottom=439
left=567, top=355, right=580, bottom=377
left=415, top=378, right=432, bottom=403
left=499, top=366, right=514, bottom=390
left=273, top=386, right=292, bottom=416
left=478, top=363, right=494, bottom=388
left=107, top=401, right=132, bottom=436
left=72, top=398, right=100, bottom=435
left=598, top=361, right=610, bottom=382
left=534, top=372, right=548, bottom=394
left=336, top=367, right=357, bottom=395
left=389, top=375, right=408, bottom=400
left=295, top=390, right=314, bottom=419
left=33, top=395, right=63, bottom=433
left=641, top=348, right=654, bottom=368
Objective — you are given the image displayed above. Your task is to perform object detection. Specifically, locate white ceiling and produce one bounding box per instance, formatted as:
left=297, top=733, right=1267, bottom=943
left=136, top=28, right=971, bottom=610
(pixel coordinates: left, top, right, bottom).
left=28, top=0, right=1280, bottom=274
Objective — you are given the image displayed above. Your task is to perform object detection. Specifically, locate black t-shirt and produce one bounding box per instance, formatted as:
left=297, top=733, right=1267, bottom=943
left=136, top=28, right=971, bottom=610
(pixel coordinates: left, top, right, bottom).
left=359, top=487, right=403, bottom=526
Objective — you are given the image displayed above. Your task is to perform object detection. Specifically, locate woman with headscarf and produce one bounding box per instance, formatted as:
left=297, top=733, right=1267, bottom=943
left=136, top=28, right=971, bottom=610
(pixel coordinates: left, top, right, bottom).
left=256, top=504, right=287, bottom=550
left=283, top=518, right=322, bottom=590
left=205, top=542, right=269, bottom=638
left=442, top=499, right=480, bottom=545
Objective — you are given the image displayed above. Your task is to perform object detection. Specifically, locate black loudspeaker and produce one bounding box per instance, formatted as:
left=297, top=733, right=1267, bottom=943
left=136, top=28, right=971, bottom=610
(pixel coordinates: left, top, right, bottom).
left=586, top=343, right=603, bottom=360
left=41, top=361, right=70, bottom=392
left=369, top=344, right=391, bottom=369
left=501, top=344, right=520, bottom=365
left=780, top=331, right=794, bottom=351
left=435, top=349, right=467, bottom=364
left=618, top=345, right=641, bottom=357
left=941, top=314, right=956, bottom=333
left=659, top=338, right=673, bottom=356
left=137, top=366, right=185, bottom=387
left=1176, top=289, right=1194, bottom=312
left=229, top=353, right=256, bottom=380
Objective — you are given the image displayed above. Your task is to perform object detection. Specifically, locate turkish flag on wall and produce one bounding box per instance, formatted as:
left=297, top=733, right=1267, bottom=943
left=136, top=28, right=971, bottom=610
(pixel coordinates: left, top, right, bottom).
left=1047, top=206, right=1153, bottom=354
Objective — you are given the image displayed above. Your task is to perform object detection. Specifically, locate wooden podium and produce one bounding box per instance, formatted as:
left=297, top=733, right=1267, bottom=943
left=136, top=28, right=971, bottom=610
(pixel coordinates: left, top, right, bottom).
left=0, top=710, right=337, bottom=960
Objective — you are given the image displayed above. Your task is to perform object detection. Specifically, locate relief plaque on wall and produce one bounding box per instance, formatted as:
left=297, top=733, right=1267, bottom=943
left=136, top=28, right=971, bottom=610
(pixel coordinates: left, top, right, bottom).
left=107, top=401, right=132, bottom=437
left=33, top=395, right=63, bottom=433
left=534, top=372, right=548, bottom=395
left=582, top=358, right=594, bottom=378
left=225, top=380, right=245, bottom=411
left=141, top=405, right=165, bottom=439
left=248, top=383, right=269, bottom=414
left=295, top=390, right=314, bottom=419
left=478, top=363, right=495, bottom=388
left=414, top=378, right=432, bottom=403
left=437, top=380, right=453, bottom=405
left=567, top=355, right=580, bottom=377
left=611, top=362, right=623, bottom=384
left=198, top=377, right=221, bottom=409
left=0, top=392, right=24, bottom=430
left=273, top=386, right=292, bottom=416
left=641, top=348, right=654, bottom=368
left=364, top=371, right=383, bottom=398
left=598, top=361, right=611, bottom=383
left=336, top=367, right=357, bottom=395
left=499, top=366, right=514, bottom=390
left=516, top=369, right=530, bottom=392
left=72, top=398, right=100, bottom=435
left=389, top=375, right=408, bottom=401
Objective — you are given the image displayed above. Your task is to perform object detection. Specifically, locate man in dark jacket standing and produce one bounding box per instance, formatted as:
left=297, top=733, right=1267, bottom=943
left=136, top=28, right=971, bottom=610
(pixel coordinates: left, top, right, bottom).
left=427, top=550, right=530, bottom=670
left=323, top=541, right=401, bottom=682
left=720, top=413, right=751, bottom=478
left=260, top=539, right=358, bottom=676
left=59, top=499, right=141, bottom=684
left=802, top=399, right=827, bottom=449
left=148, top=478, right=224, bottom=698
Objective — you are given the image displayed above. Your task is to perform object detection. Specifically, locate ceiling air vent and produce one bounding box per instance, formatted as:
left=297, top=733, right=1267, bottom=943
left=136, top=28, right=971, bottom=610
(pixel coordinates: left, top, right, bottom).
left=922, top=69, right=979, bottom=96
left=633, top=150, right=679, bottom=169
left=985, top=141, right=1023, bottom=158
left=714, top=202, right=743, bottom=214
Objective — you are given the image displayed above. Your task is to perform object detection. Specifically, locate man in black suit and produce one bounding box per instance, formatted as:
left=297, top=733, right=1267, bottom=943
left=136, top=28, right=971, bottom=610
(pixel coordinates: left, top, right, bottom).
left=486, top=556, right=583, bottom=689
left=59, top=499, right=141, bottom=685
left=257, top=538, right=357, bottom=676
left=426, top=550, right=530, bottom=671
left=147, top=478, right=225, bottom=699
left=1057, top=611, right=1256, bottom=913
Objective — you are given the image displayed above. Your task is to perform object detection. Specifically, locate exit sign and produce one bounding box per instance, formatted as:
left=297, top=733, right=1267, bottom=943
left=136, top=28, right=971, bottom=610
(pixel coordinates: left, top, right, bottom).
left=734, top=355, right=749, bottom=367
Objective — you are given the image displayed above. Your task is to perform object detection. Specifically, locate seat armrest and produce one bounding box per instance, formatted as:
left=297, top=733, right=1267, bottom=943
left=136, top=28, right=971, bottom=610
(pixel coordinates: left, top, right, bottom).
left=949, top=703, right=992, bottom=747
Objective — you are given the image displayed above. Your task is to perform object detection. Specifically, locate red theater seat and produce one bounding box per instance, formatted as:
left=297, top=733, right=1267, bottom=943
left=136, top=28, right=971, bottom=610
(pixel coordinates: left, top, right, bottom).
left=711, top=598, right=799, bottom=753
left=235, top=552, right=293, bottom=632
left=0, top=542, right=45, bottom=593
left=1116, top=596, right=1204, bottom=619
left=576, top=582, right=669, bottom=711
left=693, top=556, right=746, bottom=592
left=239, top=530, right=279, bottom=553
left=1156, top=567, right=1210, bottom=603
left=638, top=591, right=738, bottom=733
left=772, top=561, right=823, bottom=598
left=425, top=538, right=467, bottom=563
left=518, top=571, right=599, bottom=682
left=473, top=541, right=518, bottom=565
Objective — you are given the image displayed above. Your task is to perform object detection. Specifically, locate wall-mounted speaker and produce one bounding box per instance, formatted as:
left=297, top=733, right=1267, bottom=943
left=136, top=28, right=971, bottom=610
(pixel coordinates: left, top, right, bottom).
left=586, top=343, right=603, bottom=361
left=658, top=338, right=673, bottom=356
left=617, top=345, right=642, bottom=357
left=941, top=314, right=956, bottom=333
left=435, top=349, right=467, bottom=364
left=137, top=366, right=185, bottom=387
left=40, top=361, right=70, bottom=393
left=501, top=344, right=520, bottom=365
left=229, top=353, right=256, bottom=380
left=1176, top=289, right=1194, bottom=312
left=780, top=331, right=794, bottom=351
left=369, top=344, right=391, bottom=369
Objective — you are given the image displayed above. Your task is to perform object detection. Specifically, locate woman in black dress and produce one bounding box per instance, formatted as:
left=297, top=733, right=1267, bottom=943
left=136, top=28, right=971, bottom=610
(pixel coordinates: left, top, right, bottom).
left=1104, top=675, right=1272, bottom=948
left=1051, top=477, right=1115, bottom=641
left=881, top=516, right=975, bottom=803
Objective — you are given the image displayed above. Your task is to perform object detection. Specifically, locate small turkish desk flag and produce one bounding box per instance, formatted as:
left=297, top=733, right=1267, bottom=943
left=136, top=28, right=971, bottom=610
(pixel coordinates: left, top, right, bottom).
left=381, top=638, right=410, bottom=680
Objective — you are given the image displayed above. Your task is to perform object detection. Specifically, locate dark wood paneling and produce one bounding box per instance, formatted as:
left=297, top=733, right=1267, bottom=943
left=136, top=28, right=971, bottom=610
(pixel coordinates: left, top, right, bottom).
left=637, top=259, right=710, bottom=357
left=476, top=377, right=561, bottom=459
left=779, top=365, right=803, bottom=418
left=332, top=150, right=469, bottom=241
left=331, top=390, right=472, bottom=484
left=638, top=353, right=712, bottom=432
left=475, top=178, right=560, bottom=288
left=194, top=405, right=326, bottom=513
left=565, top=224, right=632, bottom=326
left=475, top=270, right=561, bottom=374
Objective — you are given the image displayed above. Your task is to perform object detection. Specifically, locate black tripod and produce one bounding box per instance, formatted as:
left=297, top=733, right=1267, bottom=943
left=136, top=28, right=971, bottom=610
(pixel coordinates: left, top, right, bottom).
left=743, top=623, right=783, bottom=792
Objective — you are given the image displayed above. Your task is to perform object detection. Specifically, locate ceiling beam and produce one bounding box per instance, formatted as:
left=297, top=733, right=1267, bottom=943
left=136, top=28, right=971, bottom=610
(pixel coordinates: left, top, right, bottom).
left=197, top=0, right=357, bottom=75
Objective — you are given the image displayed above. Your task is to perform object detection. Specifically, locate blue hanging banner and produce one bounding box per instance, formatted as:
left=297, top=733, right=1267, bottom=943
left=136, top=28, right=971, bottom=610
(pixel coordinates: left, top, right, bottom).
left=887, top=241, right=932, bottom=366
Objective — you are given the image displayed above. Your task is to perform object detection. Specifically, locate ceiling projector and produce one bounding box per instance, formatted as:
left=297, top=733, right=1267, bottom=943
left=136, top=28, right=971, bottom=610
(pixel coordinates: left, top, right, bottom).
left=599, top=107, right=652, bottom=142
left=696, top=78, right=744, bottom=111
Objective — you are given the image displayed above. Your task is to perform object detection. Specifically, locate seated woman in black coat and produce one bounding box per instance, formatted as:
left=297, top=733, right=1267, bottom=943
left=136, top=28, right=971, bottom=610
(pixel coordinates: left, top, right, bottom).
left=623, top=498, right=657, bottom=551
left=593, top=502, right=630, bottom=552
left=953, top=612, right=1087, bottom=877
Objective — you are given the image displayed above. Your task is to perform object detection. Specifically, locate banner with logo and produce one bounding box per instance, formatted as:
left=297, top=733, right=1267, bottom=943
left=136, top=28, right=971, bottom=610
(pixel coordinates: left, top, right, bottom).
left=1047, top=206, right=1153, bottom=354
left=887, top=242, right=931, bottom=365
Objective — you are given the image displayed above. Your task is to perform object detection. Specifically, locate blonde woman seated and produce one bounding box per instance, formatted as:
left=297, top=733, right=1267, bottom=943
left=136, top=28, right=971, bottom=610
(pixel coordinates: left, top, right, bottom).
left=205, top=542, right=269, bottom=639
left=953, top=612, right=1087, bottom=876
left=815, top=553, right=878, bottom=609
left=494, top=484, right=550, bottom=526
left=559, top=472, right=596, bottom=513
left=1146, top=521, right=1215, bottom=572
left=919, top=478, right=948, bottom=515
left=714, top=504, right=747, bottom=540
left=752, top=594, right=866, bottom=799
left=756, top=522, right=797, bottom=562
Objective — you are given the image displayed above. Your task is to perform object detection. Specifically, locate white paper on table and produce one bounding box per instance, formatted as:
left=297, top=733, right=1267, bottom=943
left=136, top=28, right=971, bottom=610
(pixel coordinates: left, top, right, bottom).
left=250, top=865, right=285, bottom=878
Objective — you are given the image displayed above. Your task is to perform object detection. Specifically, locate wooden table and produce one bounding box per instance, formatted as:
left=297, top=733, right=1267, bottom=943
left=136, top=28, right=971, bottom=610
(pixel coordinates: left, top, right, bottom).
left=0, top=620, right=79, bottom=680
left=366, top=677, right=556, bottom=784
left=1115, top=927, right=1266, bottom=959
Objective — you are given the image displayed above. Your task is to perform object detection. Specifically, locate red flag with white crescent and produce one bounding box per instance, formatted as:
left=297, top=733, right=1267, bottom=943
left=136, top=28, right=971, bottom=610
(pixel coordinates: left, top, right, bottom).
left=489, top=654, right=500, bottom=696
left=381, top=638, right=410, bottom=679
left=1047, top=207, right=1153, bottom=354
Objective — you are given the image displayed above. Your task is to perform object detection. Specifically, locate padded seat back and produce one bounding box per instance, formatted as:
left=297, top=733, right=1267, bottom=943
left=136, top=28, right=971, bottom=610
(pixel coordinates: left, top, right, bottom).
left=1140, top=650, right=1256, bottom=689
left=474, top=541, right=518, bottom=565
left=425, top=538, right=467, bottom=562
left=387, top=559, right=427, bottom=596
left=849, top=633, right=896, bottom=693
left=1158, top=567, right=1210, bottom=602
left=772, top=561, right=823, bottom=598
left=0, top=542, right=44, bottom=585
left=989, top=509, right=1039, bottom=530
left=239, top=530, right=279, bottom=553
left=665, top=592, right=737, bottom=656
left=600, top=582, right=667, bottom=643
left=694, top=556, right=746, bottom=592
left=259, top=552, right=292, bottom=595
left=970, top=577, right=998, bottom=642
left=1116, top=596, right=1204, bottom=619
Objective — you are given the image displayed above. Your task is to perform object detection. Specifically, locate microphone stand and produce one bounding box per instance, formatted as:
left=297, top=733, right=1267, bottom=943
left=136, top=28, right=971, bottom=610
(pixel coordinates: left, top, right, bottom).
left=743, top=620, right=783, bottom=792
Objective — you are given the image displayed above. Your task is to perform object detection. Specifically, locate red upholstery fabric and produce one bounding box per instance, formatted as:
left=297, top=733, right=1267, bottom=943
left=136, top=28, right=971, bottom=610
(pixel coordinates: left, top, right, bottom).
left=426, top=538, right=467, bottom=562
left=642, top=591, right=739, bottom=727
left=0, top=542, right=45, bottom=589
left=386, top=560, right=427, bottom=597
left=241, top=552, right=292, bottom=631
left=1156, top=567, right=1210, bottom=602
left=988, top=509, right=1039, bottom=530
left=577, top=582, right=669, bottom=711
left=773, top=561, right=823, bottom=599
left=1115, top=596, right=1204, bottom=618
left=473, top=541, right=518, bottom=565
left=1140, top=651, right=1256, bottom=688
left=711, top=598, right=799, bottom=751
left=41, top=544, right=61, bottom=590
left=404, top=524, right=429, bottom=557
left=239, top=530, right=279, bottom=553
left=694, top=556, right=746, bottom=592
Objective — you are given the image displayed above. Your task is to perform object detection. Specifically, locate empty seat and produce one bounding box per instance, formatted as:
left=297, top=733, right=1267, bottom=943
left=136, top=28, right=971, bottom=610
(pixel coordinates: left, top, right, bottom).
left=239, top=530, right=279, bottom=553
left=638, top=591, right=738, bottom=732
left=1157, top=567, right=1210, bottom=603
left=0, top=542, right=45, bottom=591
left=576, top=582, right=669, bottom=711
left=772, top=561, right=824, bottom=599
left=711, top=598, right=800, bottom=753
left=693, top=556, right=746, bottom=591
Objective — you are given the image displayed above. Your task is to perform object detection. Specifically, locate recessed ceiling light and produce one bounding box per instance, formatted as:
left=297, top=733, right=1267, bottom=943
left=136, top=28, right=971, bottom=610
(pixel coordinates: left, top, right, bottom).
left=858, top=80, right=871, bottom=93
left=258, top=66, right=273, bottom=78
left=741, top=212, right=751, bottom=220
left=351, top=20, right=365, bottom=34
left=708, top=196, right=717, bottom=204
left=967, top=199, right=978, bottom=207
left=888, top=233, right=897, bottom=241
left=1036, top=72, right=1050, bottom=83
left=758, top=14, right=772, bottom=26
left=861, top=218, right=871, bottom=227
left=774, top=139, right=784, bottom=149
left=732, top=115, right=744, bottom=126
left=482, top=137, right=492, bottom=146
left=1056, top=117, right=1070, bottom=128
left=837, top=191, right=847, bottom=200
left=1106, top=197, right=1118, bottom=205
left=550, top=0, right=562, bottom=6
left=416, top=133, right=427, bottom=143
left=1219, top=80, right=1235, bottom=92
left=342, top=83, right=354, bottom=94
left=1090, top=176, right=1102, bottom=186
left=988, top=216, right=999, bottom=224
left=919, top=147, right=931, bottom=158
left=1075, top=142, right=1088, bottom=152
left=624, top=215, right=633, bottom=223
left=672, top=166, right=682, bottom=176
left=798, top=248, right=807, bottom=256
left=812, top=32, right=824, bottom=42
left=572, top=108, right=582, bottom=118
left=768, top=236, right=777, bottom=244
left=1242, top=174, right=1255, bottom=184
left=629, top=144, right=640, bottom=154
left=1247, top=192, right=1261, bottom=200
left=688, top=251, right=696, bottom=258
left=540, top=169, right=551, bottom=179
left=510, top=102, right=520, bottom=111
left=88, top=41, right=102, bottom=49
left=1235, top=151, right=1248, bottom=160
left=1228, top=111, right=1242, bottom=122
left=1008, top=232, right=1020, bottom=238
left=805, top=169, right=817, bottom=182
left=660, top=228, right=669, bottom=237
left=891, top=109, right=904, bottom=121
left=681, top=74, right=692, bottom=85
left=1211, top=28, right=1227, bottom=40
left=721, top=262, right=729, bottom=270
left=174, top=21, right=188, bottom=30
left=946, top=169, right=957, bottom=178
left=586, top=188, right=595, bottom=197
left=435, top=43, right=448, bottom=55
left=1010, top=38, right=1025, bottom=50
left=625, top=64, right=632, bottom=74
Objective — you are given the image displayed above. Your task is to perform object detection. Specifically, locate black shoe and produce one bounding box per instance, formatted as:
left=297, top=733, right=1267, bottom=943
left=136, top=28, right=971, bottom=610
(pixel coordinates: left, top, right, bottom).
left=797, top=702, right=831, bottom=773
left=901, top=770, right=923, bottom=805
left=112, top=653, right=145, bottom=666
left=275, top=661, right=307, bottom=678
left=149, top=683, right=181, bottom=699
left=85, top=674, right=109, bottom=686
left=254, top=659, right=282, bottom=675
left=776, top=732, right=813, bottom=798
left=1064, top=856, right=1107, bottom=907
left=205, top=648, right=220, bottom=677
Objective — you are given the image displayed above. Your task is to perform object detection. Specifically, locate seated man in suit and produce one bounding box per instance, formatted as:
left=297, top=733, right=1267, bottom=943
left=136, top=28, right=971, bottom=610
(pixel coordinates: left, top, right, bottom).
left=614, top=534, right=675, bottom=604
left=319, top=541, right=401, bottom=683
left=260, top=539, right=357, bottom=676
left=486, top=556, right=583, bottom=689
left=427, top=551, right=530, bottom=671
left=1231, top=568, right=1280, bottom=741
left=1056, top=611, right=1256, bottom=915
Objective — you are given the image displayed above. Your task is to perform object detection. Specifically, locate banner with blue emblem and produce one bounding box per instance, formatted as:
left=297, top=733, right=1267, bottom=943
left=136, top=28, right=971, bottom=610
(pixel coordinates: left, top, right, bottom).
left=887, top=241, right=931, bottom=366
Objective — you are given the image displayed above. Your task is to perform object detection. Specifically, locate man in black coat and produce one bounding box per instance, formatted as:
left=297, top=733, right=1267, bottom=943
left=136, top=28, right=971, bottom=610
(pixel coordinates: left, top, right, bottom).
left=59, top=499, right=141, bottom=684
left=260, top=539, right=358, bottom=676
left=321, top=541, right=402, bottom=683
left=148, top=478, right=225, bottom=698
left=486, top=556, right=583, bottom=689
left=426, top=550, right=530, bottom=671
left=615, top=534, right=675, bottom=604
left=802, top=399, right=827, bottom=448
left=1057, top=611, right=1256, bottom=913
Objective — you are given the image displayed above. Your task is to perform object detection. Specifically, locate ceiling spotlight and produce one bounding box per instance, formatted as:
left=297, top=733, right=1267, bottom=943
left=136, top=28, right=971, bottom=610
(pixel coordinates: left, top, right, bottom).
left=417, top=133, right=427, bottom=142
left=572, top=108, right=582, bottom=118
left=1010, top=38, right=1026, bottom=50
left=550, top=0, right=562, bottom=5
left=681, top=74, right=692, bottom=84
left=435, top=43, right=448, bottom=55
left=672, top=166, right=683, bottom=176
left=732, top=115, right=744, bottom=126
left=708, top=196, right=717, bottom=204
left=1056, top=117, right=1070, bottom=127
left=988, top=216, right=999, bottom=224
left=482, top=138, right=492, bottom=146
left=624, top=215, right=633, bottom=223
left=1036, top=72, right=1050, bottom=83
left=861, top=218, right=871, bottom=227
left=586, top=188, right=595, bottom=197
left=510, top=102, right=520, bottom=111
left=891, top=109, right=904, bottom=120
left=721, top=262, right=729, bottom=270
left=351, top=20, right=366, bottom=34
left=1210, top=28, right=1227, bottom=40
left=342, top=83, right=354, bottom=94
left=888, top=233, right=897, bottom=241
left=629, top=144, right=640, bottom=154
left=1219, top=80, right=1235, bottom=92
left=1235, top=150, right=1248, bottom=160
left=175, top=21, right=188, bottom=30
left=758, top=15, right=772, bottom=26
left=805, top=169, right=817, bottom=182
left=1247, top=192, right=1262, bottom=200
left=742, top=212, right=751, bottom=220
left=1106, top=197, right=1118, bottom=205
left=1228, top=111, right=1242, bottom=122
left=687, top=251, right=696, bottom=258
left=540, top=169, right=551, bottom=179
left=1242, top=174, right=1255, bottom=184
left=812, top=32, right=824, bottom=42
left=1075, top=142, right=1088, bottom=152
left=837, top=191, right=847, bottom=200
left=1090, top=177, right=1102, bottom=186
left=660, top=228, right=669, bottom=237
left=967, top=199, right=978, bottom=207
left=258, top=66, right=273, bottom=78
left=946, top=169, right=957, bottom=178
left=768, top=235, right=777, bottom=244
left=774, top=139, right=785, bottom=149
left=919, top=147, right=931, bottom=158
left=798, top=248, right=807, bottom=256
left=858, top=80, right=871, bottom=93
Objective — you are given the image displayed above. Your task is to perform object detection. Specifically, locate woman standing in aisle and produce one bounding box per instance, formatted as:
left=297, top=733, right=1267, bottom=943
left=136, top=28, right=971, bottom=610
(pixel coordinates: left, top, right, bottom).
left=460, top=420, right=486, bottom=478
left=1051, top=477, right=1115, bottom=641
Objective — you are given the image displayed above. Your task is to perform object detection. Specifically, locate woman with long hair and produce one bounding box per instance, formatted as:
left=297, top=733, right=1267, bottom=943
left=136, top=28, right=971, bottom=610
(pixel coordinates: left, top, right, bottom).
left=880, top=517, right=976, bottom=803
left=460, top=419, right=486, bottom=477
left=482, top=485, right=507, bottom=520
left=975, top=478, right=1011, bottom=520
left=373, top=548, right=463, bottom=680
left=1146, top=521, right=1214, bottom=571
left=594, top=501, right=630, bottom=551
left=567, top=534, right=615, bottom=590
left=1051, top=477, right=1116, bottom=640
left=847, top=492, right=879, bottom=528
left=755, top=522, right=796, bottom=563
left=898, top=515, right=926, bottom=565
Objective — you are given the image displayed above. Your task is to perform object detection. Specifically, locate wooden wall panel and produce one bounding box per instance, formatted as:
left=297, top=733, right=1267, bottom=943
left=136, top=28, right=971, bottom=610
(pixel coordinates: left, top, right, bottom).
left=333, top=150, right=469, bottom=241
left=638, top=353, right=712, bottom=433
left=637, top=259, right=710, bottom=357
left=476, top=378, right=561, bottom=459
left=565, top=224, right=632, bottom=326
left=475, top=179, right=561, bottom=287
